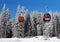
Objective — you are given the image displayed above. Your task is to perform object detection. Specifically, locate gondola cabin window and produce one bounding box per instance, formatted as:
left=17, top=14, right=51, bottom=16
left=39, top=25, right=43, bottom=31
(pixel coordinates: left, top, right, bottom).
left=43, top=13, right=51, bottom=22
left=18, top=16, right=24, bottom=22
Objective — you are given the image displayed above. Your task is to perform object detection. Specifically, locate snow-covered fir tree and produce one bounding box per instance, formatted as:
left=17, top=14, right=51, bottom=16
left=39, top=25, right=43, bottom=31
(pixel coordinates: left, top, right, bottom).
left=57, top=13, right=60, bottom=38
left=12, top=5, right=25, bottom=38
left=53, top=11, right=59, bottom=36
left=36, top=11, right=43, bottom=35
left=0, top=4, right=12, bottom=38
left=30, top=11, right=37, bottom=36
left=24, top=9, right=32, bottom=37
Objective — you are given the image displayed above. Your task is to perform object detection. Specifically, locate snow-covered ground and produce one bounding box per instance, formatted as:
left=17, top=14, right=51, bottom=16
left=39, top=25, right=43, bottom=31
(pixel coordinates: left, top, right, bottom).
left=0, top=36, right=60, bottom=42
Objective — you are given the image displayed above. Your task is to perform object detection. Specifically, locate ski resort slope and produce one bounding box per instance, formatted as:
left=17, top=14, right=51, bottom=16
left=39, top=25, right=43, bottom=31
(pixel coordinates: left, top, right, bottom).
left=0, top=36, right=60, bottom=42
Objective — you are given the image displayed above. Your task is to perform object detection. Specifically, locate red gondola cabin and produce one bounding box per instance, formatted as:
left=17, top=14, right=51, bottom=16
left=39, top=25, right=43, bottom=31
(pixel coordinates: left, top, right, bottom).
left=43, top=13, right=51, bottom=22
left=18, top=16, right=24, bottom=22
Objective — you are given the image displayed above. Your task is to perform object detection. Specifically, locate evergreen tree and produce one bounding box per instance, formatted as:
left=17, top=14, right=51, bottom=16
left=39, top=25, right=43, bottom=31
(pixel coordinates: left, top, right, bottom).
left=12, top=5, right=25, bottom=38
left=36, top=12, right=43, bottom=35
left=24, top=9, right=32, bottom=37
left=30, top=11, right=37, bottom=36
left=0, top=4, right=11, bottom=38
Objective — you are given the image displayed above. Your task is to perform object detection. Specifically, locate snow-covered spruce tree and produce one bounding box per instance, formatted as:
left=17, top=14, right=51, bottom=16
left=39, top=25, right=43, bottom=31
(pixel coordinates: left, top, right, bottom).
left=30, top=11, right=38, bottom=36
left=31, top=11, right=43, bottom=36
left=40, top=12, right=44, bottom=35
left=36, top=11, right=43, bottom=35
left=6, top=9, right=12, bottom=38
left=12, top=5, right=25, bottom=38
left=53, top=12, right=58, bottom=36
left=30, top=12, right=35, bottom=36
left=57, top=13, right=60, bottom=38
left=0, top=4, right=12, bottom=38
left=48, top=11, right=54, bottom=37
left=24, top=9, right=32, bottom=37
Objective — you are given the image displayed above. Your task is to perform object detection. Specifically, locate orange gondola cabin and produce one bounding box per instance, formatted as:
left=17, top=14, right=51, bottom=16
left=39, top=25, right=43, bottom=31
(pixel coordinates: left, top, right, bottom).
left=43, top=13, right=51, bottom=22
left=18, top=16, right=24, bottom=22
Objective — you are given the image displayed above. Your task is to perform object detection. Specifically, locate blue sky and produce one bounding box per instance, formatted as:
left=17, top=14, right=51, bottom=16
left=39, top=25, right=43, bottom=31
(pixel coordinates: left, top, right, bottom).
left=0, top=0, right=60, bottom=18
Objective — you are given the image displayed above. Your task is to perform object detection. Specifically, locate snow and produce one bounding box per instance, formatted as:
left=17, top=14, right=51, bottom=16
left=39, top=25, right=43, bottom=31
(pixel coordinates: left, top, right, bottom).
left=0, top=36, right=60, bottom=42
